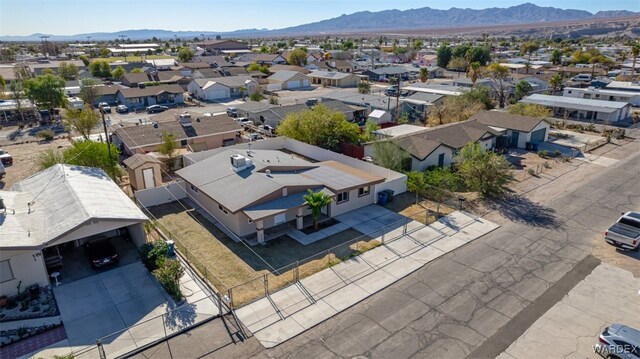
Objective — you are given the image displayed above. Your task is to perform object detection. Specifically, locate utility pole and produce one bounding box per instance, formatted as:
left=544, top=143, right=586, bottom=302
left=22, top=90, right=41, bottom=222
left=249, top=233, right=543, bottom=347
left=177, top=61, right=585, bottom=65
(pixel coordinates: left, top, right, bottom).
left=119, top=34, right=128, bottom=61
left=40, top=35, right=50, bottom=58
left=86, top=36, right=92, bottom=58
left=99, top=104, right=115, bottom=178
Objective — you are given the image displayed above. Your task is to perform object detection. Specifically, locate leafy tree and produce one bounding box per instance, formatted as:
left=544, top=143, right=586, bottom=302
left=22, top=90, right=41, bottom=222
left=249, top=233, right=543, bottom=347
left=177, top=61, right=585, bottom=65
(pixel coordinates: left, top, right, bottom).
left=452, top=44, right=471, bottom=59
left=447, top=56, right=467, bottom=72
left=39, top=141, right=120, bottom=179
left=112, top=65, right=125, bottom=79
left=419, top=67, right=429, bottom=82
left=357, top=81, right=370, bottom=94
left=42, top=68, right=56, bottom=76
left=468, top=46, right=491, bottom=66
left=246, top=62, right=269, bottom=74
left=131, top=68, right=143, bottom=73
left=303, top=189, right=333, bottom=231
left=287, top=48, right=307, bottom=66
left=249, top=92, right=264, bottom=101
left=362, top=119, right=380, bottom=142
left=423, top=166, right=460, bottom=192
left=406, top=171, right=426, bottom=204
left=58, top=62, right=79, bottom=80
left=549, top=74, right=563, bottom=94
left=514, top=80, right=533, bottom=101
left=79, top=78, right=101, bottom=107
left=520, top=41, right=539, bottom=74
left=24, top=74, right=66, bottom=114
left=507, top=103, right=552, bottom=118
left=157, top=130, right=178, bottom=170
left=483, top=63, right=510, bottom=108
left=454, top=142, right=512, bottom=197
left=342, top=40, right=354, bottom=51
left=0, top=75, right=5, bottom=90
left=64, top=105, right=100, bottom=140
left=178, top=47, right=195, bottom=62
left=89, top=60, right=112, bottom=78
left=78, top=55, right=90, bottom=67
left=99, top=48, right=111, bottom=57
left=427, top=95, right=484, bottom=126
left=589, top=54, right=613, bottom=78
left=550, top=49, right=562, bottom=65
left=372, top=140, right=409, bottom=173
left=276, top=104, right=360, bottom=151
left=462, top=87, right=494, bottom=110
left=412, top=39, right=424, bottom=51
left=436, top=44, right=452, bottom=68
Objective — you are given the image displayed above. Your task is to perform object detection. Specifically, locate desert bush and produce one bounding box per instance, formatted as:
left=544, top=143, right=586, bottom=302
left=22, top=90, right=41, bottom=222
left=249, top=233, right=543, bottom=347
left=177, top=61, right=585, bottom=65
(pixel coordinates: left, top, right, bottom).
left=36, top=130, right=55, bottom=141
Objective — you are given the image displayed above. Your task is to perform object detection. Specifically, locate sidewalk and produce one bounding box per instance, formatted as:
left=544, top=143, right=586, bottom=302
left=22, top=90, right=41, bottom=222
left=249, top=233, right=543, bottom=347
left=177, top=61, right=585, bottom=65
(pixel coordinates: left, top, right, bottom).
left=235, top=211, right=499, bottom=348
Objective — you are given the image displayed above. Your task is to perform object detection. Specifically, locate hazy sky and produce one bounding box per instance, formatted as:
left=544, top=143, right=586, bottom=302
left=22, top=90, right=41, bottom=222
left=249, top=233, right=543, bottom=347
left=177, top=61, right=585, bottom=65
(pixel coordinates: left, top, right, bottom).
left=1, top=0, right=638, bottom=36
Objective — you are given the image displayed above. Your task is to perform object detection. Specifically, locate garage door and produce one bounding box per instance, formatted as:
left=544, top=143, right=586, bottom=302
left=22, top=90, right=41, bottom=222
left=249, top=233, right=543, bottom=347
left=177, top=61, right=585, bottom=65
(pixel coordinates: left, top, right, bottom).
left=287, top=80, right=301, bottom=89
left=206, top=89, right=227, bottom=100
left=530, top=128, right=546, bottom=143
left=302, top=80, right=310, bottom=87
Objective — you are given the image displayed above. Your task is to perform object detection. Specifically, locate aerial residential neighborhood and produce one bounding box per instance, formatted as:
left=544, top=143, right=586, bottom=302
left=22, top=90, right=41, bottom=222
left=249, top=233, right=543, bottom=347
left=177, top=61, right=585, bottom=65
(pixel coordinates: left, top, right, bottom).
left=0, top=1, right=639, bottom=359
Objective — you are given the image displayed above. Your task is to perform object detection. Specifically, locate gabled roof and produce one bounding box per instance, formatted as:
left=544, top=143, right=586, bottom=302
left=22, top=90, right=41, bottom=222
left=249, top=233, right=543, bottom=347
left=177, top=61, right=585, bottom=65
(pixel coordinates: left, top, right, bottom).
left=469, top=110, right=550, bottom=133
left=2, top=165, right=147, bottom=249
left=392, top=120, right=500, bottom=160
left=267, top=70, right=308, bottom=82
left=193, top=75, right=255, bottom=89
left=118, top=84, right=184, bottom=98
left=307, top=70, right=354, bottom=80
left=268, top=64, right=310, bottom=74
left=123, top=153, right=161, bottom=170
left=114, top=112, right=241, bottom=150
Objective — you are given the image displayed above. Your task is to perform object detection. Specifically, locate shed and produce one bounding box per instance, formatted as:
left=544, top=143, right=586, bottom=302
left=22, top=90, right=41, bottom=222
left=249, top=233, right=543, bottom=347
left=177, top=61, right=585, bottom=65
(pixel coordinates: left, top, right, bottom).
left=367, top=110, right=392, bottom=124
left=123, top=153, right=163, bottom=190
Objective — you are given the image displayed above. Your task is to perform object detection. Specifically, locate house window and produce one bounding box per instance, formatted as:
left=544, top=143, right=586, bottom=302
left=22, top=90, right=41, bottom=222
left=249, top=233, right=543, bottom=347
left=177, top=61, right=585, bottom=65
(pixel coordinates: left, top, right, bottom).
left=129, top=97, right=142, bottom=104
left=180, top=139, right=187, bottom=147
left=218, top=204, right=228, bottom=214
left=358, top=186, right=370, bottom=197
left=0, top=260, right=14, bottom=283
left=190, top=184, right=199, bottom=193
left=337, top=191, right=349, bottom=203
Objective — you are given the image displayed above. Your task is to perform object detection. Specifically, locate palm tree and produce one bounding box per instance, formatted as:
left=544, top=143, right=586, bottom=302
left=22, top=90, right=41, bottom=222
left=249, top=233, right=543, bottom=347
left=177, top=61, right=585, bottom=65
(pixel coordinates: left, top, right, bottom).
left=303, top=189, right=332, bottom=231
left=467, top=62, right=481, bottom=87
left=549, top=74, right=563, bottom=95
left=419, top=67, right=429, bottom=82
left=631, top=44, right=640, bottom=81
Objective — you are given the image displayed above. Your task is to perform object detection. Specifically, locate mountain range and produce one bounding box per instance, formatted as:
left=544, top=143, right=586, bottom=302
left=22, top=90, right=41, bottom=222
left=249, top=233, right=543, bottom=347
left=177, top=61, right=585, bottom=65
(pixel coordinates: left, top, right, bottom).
left=1, top=3, right=637, bottom=41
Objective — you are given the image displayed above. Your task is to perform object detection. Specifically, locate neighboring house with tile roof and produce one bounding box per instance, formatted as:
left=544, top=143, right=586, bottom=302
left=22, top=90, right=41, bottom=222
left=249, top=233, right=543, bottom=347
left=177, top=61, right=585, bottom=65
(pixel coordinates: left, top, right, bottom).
left=176, top=148, right=385, bottom=242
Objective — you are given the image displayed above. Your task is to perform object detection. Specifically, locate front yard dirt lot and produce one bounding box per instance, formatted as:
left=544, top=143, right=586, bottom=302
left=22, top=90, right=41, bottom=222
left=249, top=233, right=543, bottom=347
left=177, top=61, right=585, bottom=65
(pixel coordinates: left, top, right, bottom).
left=0, top=138, right=72, bottom=189
left=148, top=201, right=377, bottom=306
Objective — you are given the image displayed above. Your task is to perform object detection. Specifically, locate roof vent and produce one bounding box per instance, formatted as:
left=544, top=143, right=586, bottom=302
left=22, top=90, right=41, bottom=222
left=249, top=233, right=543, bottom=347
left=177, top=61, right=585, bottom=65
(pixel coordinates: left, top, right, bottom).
left=152, top=122, right=159, bottom=128
left=265, top=169, right=271, bottom=176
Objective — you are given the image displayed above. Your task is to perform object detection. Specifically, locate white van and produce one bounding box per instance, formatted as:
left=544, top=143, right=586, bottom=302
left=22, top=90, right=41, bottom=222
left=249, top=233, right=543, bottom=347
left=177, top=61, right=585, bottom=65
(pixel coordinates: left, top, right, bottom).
left=571, top=74, right=592, bottom=82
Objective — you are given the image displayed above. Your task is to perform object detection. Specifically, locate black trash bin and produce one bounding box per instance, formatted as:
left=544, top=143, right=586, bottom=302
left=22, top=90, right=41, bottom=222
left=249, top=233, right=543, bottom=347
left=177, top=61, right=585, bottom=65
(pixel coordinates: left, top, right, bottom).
left=378, top=191, right=389, bottom=205
left=383, top=189, right=395, bottom=202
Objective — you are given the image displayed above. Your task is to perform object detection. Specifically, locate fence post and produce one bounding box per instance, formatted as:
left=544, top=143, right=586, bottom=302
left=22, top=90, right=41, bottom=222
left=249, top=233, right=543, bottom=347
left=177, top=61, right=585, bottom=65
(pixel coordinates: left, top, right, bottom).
left=381, top=225, right=386, bottom=244
left=403, top=217, right=408, bottom=235
left=264, top=274, right=269, bottom=296
left=228, top=288, right=234, bottom=310
left=295, top=261, right=300, bottom=282
left=97, top=339, right=106, bottom=359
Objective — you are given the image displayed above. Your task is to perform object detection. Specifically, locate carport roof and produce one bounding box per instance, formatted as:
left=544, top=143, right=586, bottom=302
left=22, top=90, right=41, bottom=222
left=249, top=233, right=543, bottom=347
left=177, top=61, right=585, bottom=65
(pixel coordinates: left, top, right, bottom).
left=1, top=165, right=148, bottom=249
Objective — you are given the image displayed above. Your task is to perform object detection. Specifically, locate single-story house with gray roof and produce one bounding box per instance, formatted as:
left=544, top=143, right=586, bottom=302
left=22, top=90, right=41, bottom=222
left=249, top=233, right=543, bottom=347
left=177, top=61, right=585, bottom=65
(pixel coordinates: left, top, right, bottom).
left=469, top=110, right=552, bottom=148
left=115, top=84, right=184, bottom=110
left=187, top=76, right=258, bottom=101
left=266, top=70, right=310, bottom=90
left=177, top=148, right=385, bottom=242
left=307, top=70, right=359, bottom=87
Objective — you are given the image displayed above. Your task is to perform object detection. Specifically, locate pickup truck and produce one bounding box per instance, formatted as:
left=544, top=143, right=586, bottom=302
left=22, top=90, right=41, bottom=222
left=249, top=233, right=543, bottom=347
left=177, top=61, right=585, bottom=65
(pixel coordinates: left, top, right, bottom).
left=604, top=211, right=640, bottom=251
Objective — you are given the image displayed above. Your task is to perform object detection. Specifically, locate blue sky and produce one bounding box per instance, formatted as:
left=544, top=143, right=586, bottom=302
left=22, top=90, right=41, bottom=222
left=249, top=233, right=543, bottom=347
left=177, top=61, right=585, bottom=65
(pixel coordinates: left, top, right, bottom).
left=0, top=0, right=638, bottom=36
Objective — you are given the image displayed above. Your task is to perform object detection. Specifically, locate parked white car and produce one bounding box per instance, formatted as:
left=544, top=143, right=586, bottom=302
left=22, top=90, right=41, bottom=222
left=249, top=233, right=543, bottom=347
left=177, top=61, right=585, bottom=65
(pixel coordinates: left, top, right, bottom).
left=604, top=211, right=640, bottom=251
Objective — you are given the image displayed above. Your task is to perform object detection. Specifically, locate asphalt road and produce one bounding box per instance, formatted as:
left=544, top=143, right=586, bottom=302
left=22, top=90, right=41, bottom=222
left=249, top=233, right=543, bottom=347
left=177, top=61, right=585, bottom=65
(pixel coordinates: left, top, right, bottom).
left=131, top=135, right=639, bottom=359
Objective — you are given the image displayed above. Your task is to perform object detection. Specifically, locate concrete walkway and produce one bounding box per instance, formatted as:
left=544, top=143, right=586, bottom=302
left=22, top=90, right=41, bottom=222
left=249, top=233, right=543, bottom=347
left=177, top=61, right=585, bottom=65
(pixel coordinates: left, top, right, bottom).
left=235, top=211, right=499, bottom=348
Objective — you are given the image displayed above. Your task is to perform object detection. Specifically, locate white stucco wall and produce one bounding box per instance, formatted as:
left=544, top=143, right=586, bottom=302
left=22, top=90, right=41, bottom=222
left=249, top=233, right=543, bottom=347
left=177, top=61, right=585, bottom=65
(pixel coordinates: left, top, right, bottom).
left=330, top=187, right=376, bottom=217
left=411, top=146, right=454, bottom=172
left=1, top=250, right=49, bottom=297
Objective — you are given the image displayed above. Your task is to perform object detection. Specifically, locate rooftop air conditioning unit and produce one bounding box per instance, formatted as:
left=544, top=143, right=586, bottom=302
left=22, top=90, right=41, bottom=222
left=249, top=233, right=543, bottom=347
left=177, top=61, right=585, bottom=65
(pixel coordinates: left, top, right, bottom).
left=230, top=154, right=254, bottom=172
left=176, top=112, right=192, bottom=127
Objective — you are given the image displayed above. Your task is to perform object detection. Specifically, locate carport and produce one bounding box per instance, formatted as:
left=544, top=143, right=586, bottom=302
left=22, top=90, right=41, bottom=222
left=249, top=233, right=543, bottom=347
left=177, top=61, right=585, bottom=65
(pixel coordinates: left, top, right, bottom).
left=0, top=165, right=148, bottom=297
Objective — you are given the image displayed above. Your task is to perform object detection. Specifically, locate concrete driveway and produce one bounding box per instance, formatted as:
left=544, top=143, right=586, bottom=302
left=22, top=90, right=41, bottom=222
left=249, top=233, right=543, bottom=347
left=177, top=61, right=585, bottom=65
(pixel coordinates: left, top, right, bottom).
left=53, top=262, right=170, bottom=347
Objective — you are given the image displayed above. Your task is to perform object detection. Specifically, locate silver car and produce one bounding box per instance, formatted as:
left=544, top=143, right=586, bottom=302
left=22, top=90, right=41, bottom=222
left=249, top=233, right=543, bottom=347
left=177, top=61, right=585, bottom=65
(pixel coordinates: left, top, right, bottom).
left=594, top=324, right=640, bottom=358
